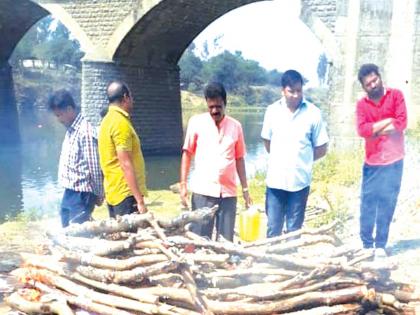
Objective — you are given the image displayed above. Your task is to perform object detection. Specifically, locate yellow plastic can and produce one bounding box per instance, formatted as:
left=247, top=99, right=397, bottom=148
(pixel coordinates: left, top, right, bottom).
left=238, top=207, right=261, bottom=242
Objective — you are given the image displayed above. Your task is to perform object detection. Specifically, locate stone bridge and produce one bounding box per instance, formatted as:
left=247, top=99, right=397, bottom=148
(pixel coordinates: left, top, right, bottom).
left=0, top=0, right=419, bottom=152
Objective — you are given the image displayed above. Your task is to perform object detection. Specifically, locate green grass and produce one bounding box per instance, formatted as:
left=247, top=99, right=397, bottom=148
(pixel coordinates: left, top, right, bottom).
left=0, top=149, right=365, bottom=244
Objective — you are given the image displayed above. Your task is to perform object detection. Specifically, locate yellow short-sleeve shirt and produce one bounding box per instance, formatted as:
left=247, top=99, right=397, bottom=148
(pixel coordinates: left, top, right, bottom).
left=98, top=105, right=147, bottom=205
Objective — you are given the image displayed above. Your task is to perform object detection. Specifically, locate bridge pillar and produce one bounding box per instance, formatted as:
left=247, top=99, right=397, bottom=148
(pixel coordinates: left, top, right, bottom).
left=0, top=63, right=20, bottom=145
left=81, top=60, right=183, bottom=154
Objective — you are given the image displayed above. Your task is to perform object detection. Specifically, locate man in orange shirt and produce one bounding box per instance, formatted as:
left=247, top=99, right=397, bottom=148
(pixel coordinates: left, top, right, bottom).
left=180, top=82, right=252, bottom=241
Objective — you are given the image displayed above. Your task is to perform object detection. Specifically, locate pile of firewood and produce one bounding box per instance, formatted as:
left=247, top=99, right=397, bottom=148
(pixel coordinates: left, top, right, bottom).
left=5, top=206, right=420, bottom=314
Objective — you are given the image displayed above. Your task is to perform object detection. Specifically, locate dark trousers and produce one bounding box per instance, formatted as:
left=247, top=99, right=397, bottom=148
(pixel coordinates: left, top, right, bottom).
left=265, top=186, right=310, bottom=237
left=191, top=193, right=237, bottom=241
left=60, top=189, right=96, bottom=227
left=360, top=159, right=403, bottom=249
left=108, top=196, right=137, bottom=218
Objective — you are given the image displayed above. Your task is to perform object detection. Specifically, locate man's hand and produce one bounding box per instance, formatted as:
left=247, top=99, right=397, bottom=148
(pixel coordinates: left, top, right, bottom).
left=243, top=190, right=252, bottom=209
left=180, top=182, right=189, bottom=209
left=136, top=201, right=148, bottom=214
left=379, top=122, right=396, bottom=135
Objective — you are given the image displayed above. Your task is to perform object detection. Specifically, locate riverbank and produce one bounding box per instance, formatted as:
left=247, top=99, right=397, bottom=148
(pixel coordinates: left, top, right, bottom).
left=0, top=148, right=360, bottom=272
left=2, top=146, right=420, bottom=312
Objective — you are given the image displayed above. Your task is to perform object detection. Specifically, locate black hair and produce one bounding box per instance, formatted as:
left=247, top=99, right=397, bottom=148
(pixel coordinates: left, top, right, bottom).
left=48, top=89, right=76, bottom=111
left=281, top=70, right=303, bottom=88
left=107, top=80, right=131, bottom=103
left=204, top=82, right=227, bottom=104
left=358, top=63, right=380, bottom=84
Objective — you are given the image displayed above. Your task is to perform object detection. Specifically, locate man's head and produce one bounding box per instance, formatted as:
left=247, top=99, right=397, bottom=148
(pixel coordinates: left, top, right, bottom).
left=204, top=82, right=227, bottom=125
left=106, top=81, right=133, bottom=113
left=281, top=70, right=303, bottom=109
left=358, top=63, right=384, bottom=100
left=48, top=89, right=78, bottom=128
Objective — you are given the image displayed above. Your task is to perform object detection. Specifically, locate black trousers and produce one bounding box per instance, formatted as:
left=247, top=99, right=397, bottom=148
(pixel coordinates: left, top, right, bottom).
left=190, top=193, right=237, bottom=241
left=108, top=196, right=137, bottom=218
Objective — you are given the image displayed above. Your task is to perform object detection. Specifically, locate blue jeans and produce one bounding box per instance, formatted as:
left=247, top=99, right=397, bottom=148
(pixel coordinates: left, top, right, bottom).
left=360, top=159, right=403, bottom=249
left=191, top=193, right=237, bottom=241
left=265, top=186, right=310, bottom=237
left=60, top=189, right=96, bottom=227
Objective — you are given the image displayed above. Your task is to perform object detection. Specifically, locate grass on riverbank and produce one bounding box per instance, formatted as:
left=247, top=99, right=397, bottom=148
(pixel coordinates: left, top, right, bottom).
left=0, top=148, right=364, bottom=246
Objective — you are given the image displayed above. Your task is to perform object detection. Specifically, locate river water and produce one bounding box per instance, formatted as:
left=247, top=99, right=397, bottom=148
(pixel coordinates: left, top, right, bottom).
left=0, top=107, right=266, bottom=221
left=2, top=103, right=419, bottom=223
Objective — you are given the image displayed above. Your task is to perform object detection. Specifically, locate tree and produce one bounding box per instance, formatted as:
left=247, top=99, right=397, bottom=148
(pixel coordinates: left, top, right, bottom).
left=266, top=69, right=283, bottom=86
left=10, top=16, right=84, bottom=68
left=317, top=53, right=328, bottom=86
left=200, top=50, right=268, bottom=92
left=178, top=44, right=203, bottom=91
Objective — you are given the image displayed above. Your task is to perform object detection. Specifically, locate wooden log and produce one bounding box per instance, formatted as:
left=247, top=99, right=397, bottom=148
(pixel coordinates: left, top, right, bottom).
left=104, top=228, right=157, bottom=240
left=206, top=285, right=373, bottom=314
left=148, top=215, right=213, bottom=315
left=158, top=206, right=218, bottom=230
left=169, top=235, right=326, bottom=270
left=49, top=234, right=141, bottom=256
left=5, top=291, right=74, bottom=315
left=395, top=290, right=420, bottom=303
left=148, top=273, right=185, bottom=287
left=204, top=267, right=298, bottom=279
left=68, top=272, right=159, bottom=304
left=61, top=212, right=154, bottom=237
left=137, top=287, right=195, bottom=305
left=247, top=277, right=365, bottom=301
left=208, top=277, right=243, bottom=289
left=61, top=250, right=168, bottom=270
left=243, top=220, right=337, bottom=248
left=76, top=260, right=179, bottom=284
left=203, top=265, right=348, bottom=300
left=33, top=281, right=138, bottom=315
left=265, top=235, right=337, bottom=254
left=280, top=303, right=362, bottom=314
left=20, top=253, right=69, bottom=275
left=133, top=248, right=162, bottom=255
left=377, top=292, right=405, bottom=310
left=183, top=253, right=230, bottom=265
left=22, top=268, right=184, bottom=315
left=14, top=253, right=158, bottom=304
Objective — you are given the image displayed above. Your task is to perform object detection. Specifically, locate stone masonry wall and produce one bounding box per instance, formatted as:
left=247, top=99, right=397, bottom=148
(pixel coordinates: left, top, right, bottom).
left=81, top=61, right=183, bottom=154
left=60, top=0, right=137, bottom=48
left=301, top=0, right=337, bottom=32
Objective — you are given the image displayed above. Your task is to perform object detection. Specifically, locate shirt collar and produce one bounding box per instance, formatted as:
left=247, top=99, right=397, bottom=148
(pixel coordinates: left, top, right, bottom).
left=109, top=104, right=130, bottom=118
left=69, top=113, right=83, bottom=131
left=279, top=98, right=307, bottom=112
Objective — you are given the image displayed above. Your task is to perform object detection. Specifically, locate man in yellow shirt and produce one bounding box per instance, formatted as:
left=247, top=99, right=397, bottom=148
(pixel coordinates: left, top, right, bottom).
left=98, top=81, right=148, bottom=216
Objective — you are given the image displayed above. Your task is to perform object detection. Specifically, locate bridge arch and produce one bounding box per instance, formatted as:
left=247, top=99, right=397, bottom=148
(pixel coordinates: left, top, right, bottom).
left=103, top=0, right=338, bottom=153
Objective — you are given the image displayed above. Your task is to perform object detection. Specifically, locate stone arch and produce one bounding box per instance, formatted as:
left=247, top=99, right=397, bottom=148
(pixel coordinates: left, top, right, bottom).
left=0, top=0, right=49, bottom=64
left=113, top=0, right=267, bottom=66
left=37, top=3, right=96, bottom=58
left=0, top=0, right=94, bottom=64
left=299, top=3, right=339, bottom=64
left=105, top=0, right=162, bottom=62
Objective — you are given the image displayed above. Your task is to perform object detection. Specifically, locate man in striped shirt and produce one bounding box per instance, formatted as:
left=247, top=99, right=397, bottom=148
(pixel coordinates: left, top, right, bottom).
left=49, top=90, right=104, bottom=227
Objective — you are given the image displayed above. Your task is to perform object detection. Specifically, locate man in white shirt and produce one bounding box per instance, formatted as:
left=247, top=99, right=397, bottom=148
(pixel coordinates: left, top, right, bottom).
left=261, top=70, right=329, bottom=237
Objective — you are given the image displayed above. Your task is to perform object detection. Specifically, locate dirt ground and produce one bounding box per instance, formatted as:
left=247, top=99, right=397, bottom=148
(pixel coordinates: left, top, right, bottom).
left=1, top=156, right=420, bottom=312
